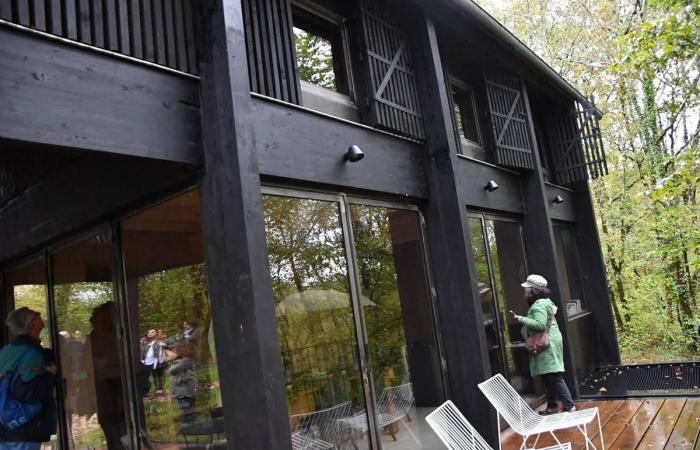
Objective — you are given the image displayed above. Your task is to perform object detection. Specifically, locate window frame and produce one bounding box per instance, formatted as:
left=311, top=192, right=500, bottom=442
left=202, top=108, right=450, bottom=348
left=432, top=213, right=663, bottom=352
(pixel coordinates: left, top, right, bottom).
left=450, top=78, right=483, bottom=153
left=291, top=0, right=355, bottom=101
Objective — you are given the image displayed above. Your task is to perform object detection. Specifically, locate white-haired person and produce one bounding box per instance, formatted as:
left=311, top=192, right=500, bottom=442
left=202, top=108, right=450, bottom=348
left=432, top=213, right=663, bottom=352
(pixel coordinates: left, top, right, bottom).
left=0, top=307, right=57, bottom=450
left=510, top=274, right=575, bottom=414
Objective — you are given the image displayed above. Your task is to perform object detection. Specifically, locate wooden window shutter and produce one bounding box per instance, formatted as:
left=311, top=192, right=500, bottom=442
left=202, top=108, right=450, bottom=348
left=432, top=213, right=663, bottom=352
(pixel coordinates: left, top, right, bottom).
left=548, top=101, right=608, bottom=184
left=242, top=0, right=301, bottom=104
left=484, top=71, right=535, bottom=170
left=358, top=0, right=424, bottom=140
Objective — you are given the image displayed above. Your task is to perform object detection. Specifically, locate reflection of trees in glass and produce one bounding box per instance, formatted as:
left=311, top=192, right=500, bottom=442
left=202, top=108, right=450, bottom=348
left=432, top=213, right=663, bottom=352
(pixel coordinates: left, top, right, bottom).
left=54, top=283, right=113, bottom=336
left=264, top=196, right=359, bottom=414
left=294, top=27, right=336, bottom=90
left=350, top=206, right=408, bottom=392
left=13, top=285, right=51, bottom=345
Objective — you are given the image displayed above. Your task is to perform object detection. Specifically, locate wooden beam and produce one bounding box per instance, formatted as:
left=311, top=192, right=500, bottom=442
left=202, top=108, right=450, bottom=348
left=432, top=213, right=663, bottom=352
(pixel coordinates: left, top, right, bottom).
left=252, top=97, right=428, bottom=199
left=197, top=0, right=292, bottom=448
left=0, top=27, right=201, bottom=164
left=409, top=10, right=499, bottom=445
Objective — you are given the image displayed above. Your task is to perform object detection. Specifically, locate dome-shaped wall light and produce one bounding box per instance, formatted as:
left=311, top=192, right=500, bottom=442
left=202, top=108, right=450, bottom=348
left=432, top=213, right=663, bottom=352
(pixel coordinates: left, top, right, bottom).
left=484, top=180, right=499, bottom=192
left=552, top=195, right=565, bottom=204
left=344, top=145, right=364, bottom=162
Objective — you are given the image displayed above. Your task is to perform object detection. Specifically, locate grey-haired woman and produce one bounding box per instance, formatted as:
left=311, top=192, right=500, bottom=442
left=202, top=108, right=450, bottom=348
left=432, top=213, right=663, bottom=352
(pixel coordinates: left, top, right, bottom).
left=0, top=307, right=58, bottom=450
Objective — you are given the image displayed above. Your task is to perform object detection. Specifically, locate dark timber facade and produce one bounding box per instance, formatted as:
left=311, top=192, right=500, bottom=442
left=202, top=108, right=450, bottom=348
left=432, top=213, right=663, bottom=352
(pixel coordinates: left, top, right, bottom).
left=0, top=0, right=619, bottom=449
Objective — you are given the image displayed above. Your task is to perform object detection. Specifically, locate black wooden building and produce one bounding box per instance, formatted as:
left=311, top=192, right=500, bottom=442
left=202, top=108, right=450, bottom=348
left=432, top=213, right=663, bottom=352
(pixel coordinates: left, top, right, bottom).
left=0, top=0, right=619, bottom=449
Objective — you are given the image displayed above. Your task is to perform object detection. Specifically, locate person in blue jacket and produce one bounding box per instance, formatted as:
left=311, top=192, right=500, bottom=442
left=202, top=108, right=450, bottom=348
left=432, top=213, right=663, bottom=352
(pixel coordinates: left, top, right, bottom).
left=0, top=307, right=57, bottom=450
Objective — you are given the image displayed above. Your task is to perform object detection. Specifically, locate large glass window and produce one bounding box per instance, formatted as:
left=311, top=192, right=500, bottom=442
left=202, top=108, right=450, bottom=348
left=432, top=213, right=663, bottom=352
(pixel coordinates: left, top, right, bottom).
left=264, top=194, right=371, bottom=450
left=120, top=190, right=227, bottom=450
left=51, top=231, right=129, bottom=450
left=263, top=191, right=443, bottom=450
left=469, top=214, right=542, bottom=400
left=5, top=258, right=51, bottom=346
left=4, top=257, right=57, bottom=450
left=349, top=205, right=442, bottom=449
left=553, top=223, right=585, bottom=317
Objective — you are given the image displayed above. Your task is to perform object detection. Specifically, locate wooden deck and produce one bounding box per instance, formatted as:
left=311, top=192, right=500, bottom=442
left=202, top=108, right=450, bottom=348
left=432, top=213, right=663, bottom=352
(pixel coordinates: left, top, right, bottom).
left=500, top=398, right=700, bottom=450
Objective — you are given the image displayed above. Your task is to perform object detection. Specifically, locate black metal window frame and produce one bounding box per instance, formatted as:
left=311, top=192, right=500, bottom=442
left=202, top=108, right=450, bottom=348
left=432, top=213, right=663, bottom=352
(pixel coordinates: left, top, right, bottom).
left=291, top=0, right=356, bottom=101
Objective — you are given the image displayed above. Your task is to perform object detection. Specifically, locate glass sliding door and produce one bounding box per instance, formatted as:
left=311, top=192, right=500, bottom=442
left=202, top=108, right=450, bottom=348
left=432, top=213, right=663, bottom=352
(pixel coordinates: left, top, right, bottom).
left=348, top=203, right=443, bottom=450
left=51, top=231, right=130, bottom=450
left=120, top=190, right=227, bottom=450
left=263, top=193, right=371, bottom=450
left=262, top=189, right=444, bottom=450
left=468, top=217, right=507, bottom=377
left=468, top=214, right=541, bottom=399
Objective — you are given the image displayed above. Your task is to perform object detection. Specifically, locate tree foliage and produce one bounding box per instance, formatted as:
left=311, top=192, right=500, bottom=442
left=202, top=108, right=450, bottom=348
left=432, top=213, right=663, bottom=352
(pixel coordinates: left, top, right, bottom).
left=477, top=0, right=699, bottom=362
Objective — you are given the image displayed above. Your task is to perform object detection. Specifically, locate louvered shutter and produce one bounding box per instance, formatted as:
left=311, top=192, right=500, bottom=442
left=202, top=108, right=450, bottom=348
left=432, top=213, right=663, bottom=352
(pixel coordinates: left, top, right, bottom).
left=358, top=0, right=424, bottom=140
left=548, top=101, right=608, bottom=184
left=484, top=71, right=535, bottom=170
left=242, top=0, right=300, bottom=104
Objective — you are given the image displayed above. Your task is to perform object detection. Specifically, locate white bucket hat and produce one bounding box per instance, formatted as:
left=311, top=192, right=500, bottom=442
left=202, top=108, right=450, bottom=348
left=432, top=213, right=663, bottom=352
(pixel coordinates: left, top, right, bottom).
left=521, top=274, right=548, bottom=289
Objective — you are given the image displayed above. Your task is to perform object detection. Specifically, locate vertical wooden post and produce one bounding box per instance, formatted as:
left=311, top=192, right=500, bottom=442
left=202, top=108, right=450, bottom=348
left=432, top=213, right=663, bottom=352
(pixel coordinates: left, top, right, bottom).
left=409, top=12, right=498, bottom=445
left=571, top=180, right=621, bottom=365
left=197, top=1, right=292, bottom=449
left=520, top=82, right=578, bottom=395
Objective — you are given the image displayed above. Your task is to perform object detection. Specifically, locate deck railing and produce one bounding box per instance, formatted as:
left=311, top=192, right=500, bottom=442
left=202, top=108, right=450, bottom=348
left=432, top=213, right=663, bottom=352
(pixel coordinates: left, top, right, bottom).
left=0, top=0, right=198, bottom=75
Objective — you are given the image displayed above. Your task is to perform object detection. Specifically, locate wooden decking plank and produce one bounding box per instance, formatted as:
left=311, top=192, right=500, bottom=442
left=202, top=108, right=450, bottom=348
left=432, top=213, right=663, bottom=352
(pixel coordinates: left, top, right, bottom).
left=594, top=399, right=645, bottom=449
left=636, top=398, right=686, bottom=449
left=562, top=399, right=626, bottom=449
left=665, top=398, right=700, bottom=450
left=596, top=398, right=665, bottom=450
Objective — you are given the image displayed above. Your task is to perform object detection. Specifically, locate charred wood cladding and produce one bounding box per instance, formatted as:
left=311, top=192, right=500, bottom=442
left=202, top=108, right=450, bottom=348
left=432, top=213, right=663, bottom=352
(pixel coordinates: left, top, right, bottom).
left=0, top=0, right=616, bottom=449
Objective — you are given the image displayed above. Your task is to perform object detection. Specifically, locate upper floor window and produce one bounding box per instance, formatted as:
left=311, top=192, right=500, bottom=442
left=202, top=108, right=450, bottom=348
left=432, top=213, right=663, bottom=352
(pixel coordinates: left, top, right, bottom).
left=292, top=2, right=351, bottom=96
left=452, top=81, right=481, bottom=147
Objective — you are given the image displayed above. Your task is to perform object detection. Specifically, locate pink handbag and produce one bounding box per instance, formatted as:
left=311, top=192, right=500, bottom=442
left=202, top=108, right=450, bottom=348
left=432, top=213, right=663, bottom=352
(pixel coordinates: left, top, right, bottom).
left=525, top=313, right=554, bottom=354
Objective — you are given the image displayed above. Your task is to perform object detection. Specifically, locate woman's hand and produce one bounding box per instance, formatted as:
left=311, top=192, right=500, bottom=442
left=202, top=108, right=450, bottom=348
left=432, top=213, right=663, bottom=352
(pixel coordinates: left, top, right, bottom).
left=510, top=310, right=523, bottom=323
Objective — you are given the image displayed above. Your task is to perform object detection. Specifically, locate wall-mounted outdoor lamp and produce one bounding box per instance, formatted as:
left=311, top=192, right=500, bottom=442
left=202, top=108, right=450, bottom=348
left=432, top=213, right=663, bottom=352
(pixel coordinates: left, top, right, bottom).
left=552, top=195, right=565, bottom=204
left=484, top=180, right=499, bottom=192
left=344, top=145, right=365, bottom=162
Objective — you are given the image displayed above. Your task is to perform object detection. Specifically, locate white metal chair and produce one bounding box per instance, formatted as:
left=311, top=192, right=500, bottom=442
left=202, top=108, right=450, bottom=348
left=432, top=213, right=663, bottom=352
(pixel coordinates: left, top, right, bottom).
left=426, top=400, right=571, bottom=450
left=289, top=401, right=352, bottom=450
left=478, top=374, right=604, bottom=450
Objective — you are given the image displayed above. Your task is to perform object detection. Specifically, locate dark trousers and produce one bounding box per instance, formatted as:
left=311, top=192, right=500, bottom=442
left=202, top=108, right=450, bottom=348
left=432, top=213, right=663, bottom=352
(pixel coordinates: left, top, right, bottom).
left=150, top=366, right=166, bottom=391
left=541, top=372, right=574, bottom=410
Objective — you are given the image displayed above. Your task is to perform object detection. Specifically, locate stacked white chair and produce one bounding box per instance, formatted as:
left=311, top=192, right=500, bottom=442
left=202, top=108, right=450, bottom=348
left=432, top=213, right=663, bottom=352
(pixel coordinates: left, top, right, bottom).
left=289, top=401, right=352, bottom=450
left=426, top=400, right=571, bottom=450
left=478, top=374, right=604, bottom=450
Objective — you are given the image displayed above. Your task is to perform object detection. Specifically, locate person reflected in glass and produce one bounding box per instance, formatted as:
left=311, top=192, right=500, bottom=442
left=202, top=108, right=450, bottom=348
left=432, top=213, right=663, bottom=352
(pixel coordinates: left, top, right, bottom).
left=175, top=320, right=200, bottom=347
left=167, top=342, right=197, bottom=424
left=141, top=329, right=166, bottom=395
left=0, top=308, right=58, bottom=450
left=88, top=302, right=127, bottom=449
left=510, top=274, right=575, bottom=414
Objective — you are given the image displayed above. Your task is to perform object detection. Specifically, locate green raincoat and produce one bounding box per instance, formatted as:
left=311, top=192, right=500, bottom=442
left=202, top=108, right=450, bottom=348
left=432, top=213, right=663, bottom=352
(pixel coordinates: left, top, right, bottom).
left=520, top=298, right=564, bottom=376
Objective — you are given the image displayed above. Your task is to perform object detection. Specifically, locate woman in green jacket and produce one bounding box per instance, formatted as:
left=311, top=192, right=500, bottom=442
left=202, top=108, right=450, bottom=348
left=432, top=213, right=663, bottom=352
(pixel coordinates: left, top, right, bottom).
left=511, top=274, right=575, bottom=414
